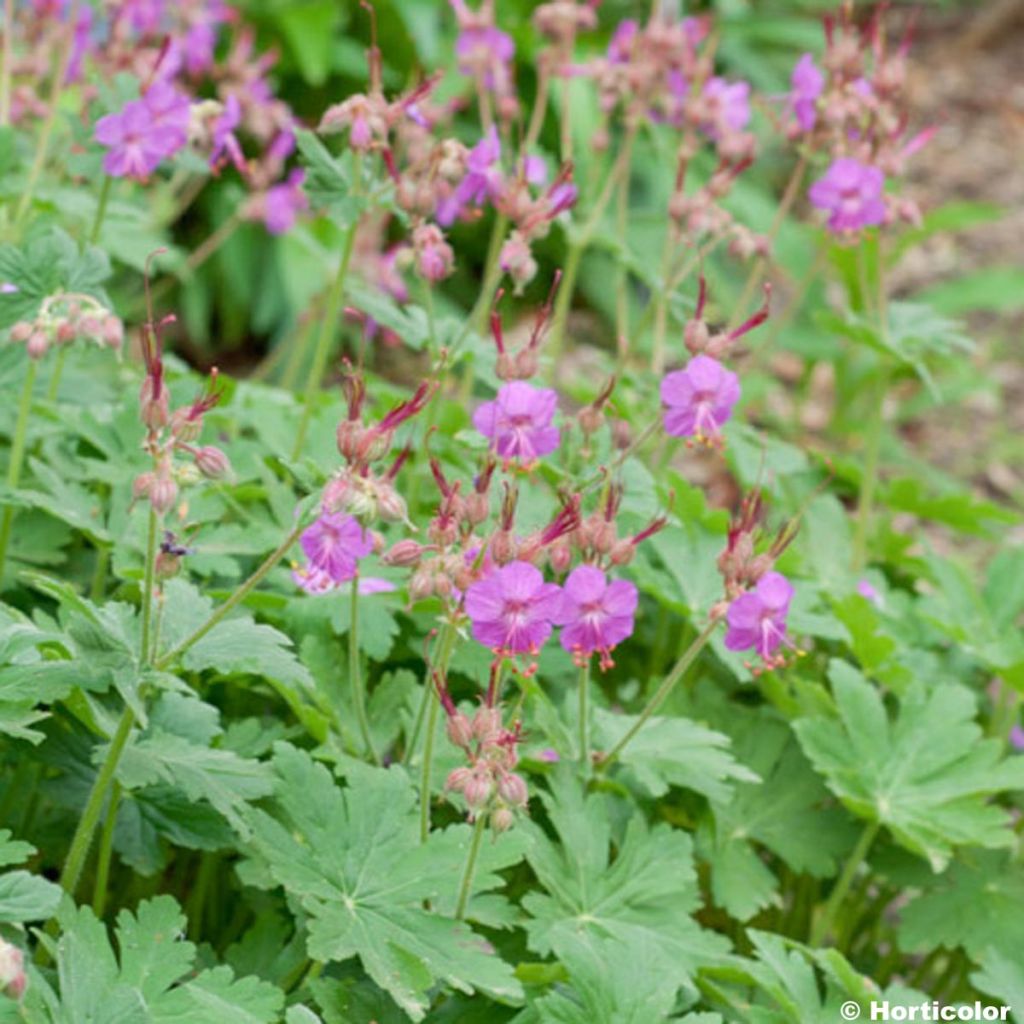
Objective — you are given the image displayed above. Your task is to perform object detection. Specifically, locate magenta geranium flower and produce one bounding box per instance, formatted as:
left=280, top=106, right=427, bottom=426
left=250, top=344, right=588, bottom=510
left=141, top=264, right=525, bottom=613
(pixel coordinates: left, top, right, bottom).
left=465, top=560, right=563, bottom=655
left=437, top=127, right=503, bottom=225
left=300, top=512, right=373, bottom=584
left=94, top=82, right=189, bottom=179
left=809, top=158, right=886, bottom=233
left=661, top=355, right=740, bottom=442
left=607, top=19, right=638, bottom=63
left=724, top=572, right=795, bottom=662
left=554, top=565, right=638, bottom=669
left=790, top=53, right=824, bottom=133
left=473, top=381, right=561, bottom=462
left=702, top=77, right=751, bottom=136
left=94, top=100, right=167, bottom=179
left=263, top=169, right=309, bottom=235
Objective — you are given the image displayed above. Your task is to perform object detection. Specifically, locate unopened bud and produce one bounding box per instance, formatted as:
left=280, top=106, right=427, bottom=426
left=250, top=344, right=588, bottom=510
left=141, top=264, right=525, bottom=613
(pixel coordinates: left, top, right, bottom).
left=0, top=939, right=26, bottom=1000
left=497, top=771, right=528, bottom=807
left=684, top=318, right=710, bottom=355
left=609, top=538, right=636, bottom=566
left=409, top=569, right=434, bottom=601
left=56, top=319, right=76, bottom=344
left=446, top=712, right=474, bottom=749
left=149, top=474, right=178, bottom=515
left=102, top=316, right=124, bottom=349
left=27, top=330, right=49, bottom=359
left=491, top=806, right=515, bottom=833
left=548, top=539, right=572, bottom=573
left=9, top=321, right=33, bottom=343
left=472, top=706, right=502, bottom=743
left=463, top=769, right=494, bottom=809
left=139, top=376, right=169, bottom=429
left=170, top=407, right=202, bottom=443
left=377, top=484, right=409, bottom=524
left=194, top=445, right=231, bottom=479
left=513, top=348, right=539, bottom=380
left=132, top=472, right=154, bottom=500
left=445, top=766, right=472, bottom=792
left=382, top=539, right=426, bottom=567
left=465, top=492, right=490, bottom=525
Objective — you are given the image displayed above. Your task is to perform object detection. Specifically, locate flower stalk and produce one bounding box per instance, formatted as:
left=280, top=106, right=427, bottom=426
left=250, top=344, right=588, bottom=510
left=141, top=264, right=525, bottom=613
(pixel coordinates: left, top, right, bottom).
left=0, top=360, right=38, bottom=585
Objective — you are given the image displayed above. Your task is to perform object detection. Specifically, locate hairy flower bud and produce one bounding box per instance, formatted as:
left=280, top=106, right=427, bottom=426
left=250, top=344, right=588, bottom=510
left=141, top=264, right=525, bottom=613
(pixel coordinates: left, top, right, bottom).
left=465, top=492, right=490, bottom=525
left=194, top=445, right=230, bottom=479
left=548, top=539, right=572, bottom=573
left=497, top=771, right=528, bottom=807
left=445, top=766, right=472, bottom=793
left=149, top=473, right=178, bottom=516
left=463, top=769, right=494, bottom=809
left=409, top=568, right=434, bottom=601
left=491, top=806, right=515, bottom=833
left=472, top=706, right=502, bottom=743
left=102, top=315, right=124, bottom=349
left=139, top=376, right=169, bottom=430
left=0, top=939, right=26, bottom=1000
left=609, top=538, right=636, bottom=566
left=27, top=330, right=49, bottom=359
left=132, top=472, right=154, bottom=501
left=170, top=407, right=203, bottom=443
left=446, top=712, right=474, bottom=749
left=382, top=539, right=426, bottom=568
left=9, top=321, right=33, bottom=343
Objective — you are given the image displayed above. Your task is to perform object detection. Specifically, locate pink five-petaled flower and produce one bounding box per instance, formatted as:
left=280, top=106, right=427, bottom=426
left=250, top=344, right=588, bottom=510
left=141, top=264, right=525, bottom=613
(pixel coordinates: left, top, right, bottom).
left=437, top=127, right=503, bottom=225
left=724, top=571, right=796, bottom=667
left=790, top=53, right=824, bottom=133
left=300, top=512, right=373, bottom=584
left=473, top=381, right=561, bottom=463
left=660, top=354, right=740, bottom=444
left=93, top=82, right=190, bottom=179
left=465, top=560, right=563, bottom=656
left=808, top=158, right=886, bottom=233
left=701, top=77, right=751, bottom=137
left=262, top=169, right=309, bottom=235
left=554, top=565, right=638, bottom=670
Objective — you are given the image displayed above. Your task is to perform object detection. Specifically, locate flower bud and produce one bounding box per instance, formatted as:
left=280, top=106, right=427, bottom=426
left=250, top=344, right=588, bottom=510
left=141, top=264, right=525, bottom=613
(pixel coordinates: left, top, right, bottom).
left=609, top=538, right=636, bottom=566
left=463, top=769, right=494, bottom=809
left=513, top=348, right=539, bottom=380
left=102, top=315, right=124, bottom=349
left=684, top=318, right=710, bottom=355
left=27, top=330, right=49, bottom=359
left=490, top=529, right=515, bottom=566
left=409, top=569, right=434, bottom=601
left=445, top=766, right=472, bottom=792
left=56, top=319, right=77, bottom=344
left=497, top=771, right=528, bottom=807
left=465, top=492, right=490, bottom=525
left=548, top=539, right=572, bottom=573
left=491, top=806, right=515, bottom=833
left=446, top=712, right=474, bottom=749
left=472, top=706, right=502, bottom=743
left=382, top=539, right=426, bottom=568
left=336, top=420, right=363, bottom=461
left=377, top=483, right=409, bottom=524
left=132, top=472, right=154, bottom=500
left=0, top=939, right=26, bottom=1000
left=496, top=351, right=517, bottom=381
left=170, top=407, right=203, bottom=443
left=139, top=376, right=169, bottom=429
left=9, top=321, right=33, bottom=343
left=194, top=445, right=231, bottom=479
left=499, top=235, right=538, bottom=293
left=150, top=474, right=178, bottom=516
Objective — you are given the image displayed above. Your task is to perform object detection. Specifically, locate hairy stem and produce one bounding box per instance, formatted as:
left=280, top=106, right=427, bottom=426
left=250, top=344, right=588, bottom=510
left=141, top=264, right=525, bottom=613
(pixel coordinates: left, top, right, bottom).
left=0, top=360, right=38, bottom=585
left=577, top=661, right=592, bottom=768
left=89, top=175, right=113, bottom=245
left=597, top=618, right=719, bottom=769
left=809, top=820, right=879, bottom=947
left=417, top=622, right=458, bottom=843
left=154, top=524, right=303, bottom=670
left=349, top=576, right=378, bottom=763
left=454, top=812, right=487, bottom=921
left=91, top=781, right=121, bottom=916
left=59, top=706, right=135, bottom=896
left=139, top=509, right=158, bottom=664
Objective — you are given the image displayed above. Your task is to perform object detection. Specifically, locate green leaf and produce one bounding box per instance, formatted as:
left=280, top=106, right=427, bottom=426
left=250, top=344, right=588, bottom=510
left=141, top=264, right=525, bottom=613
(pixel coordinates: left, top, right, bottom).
left=522, top=772, right=730, bottom=1002
left=917, top=266, right=1024, bottom=316
left=48, top=895, right=284, bottom=1024
left=0, top=869, right=62, bottom=923
left=898, top=851, right=1024, bottom=961
left=971, top=949, right=1024, bottom=1024
left=243, top=744, right=525, bottom=1021
left=592, top=708, right=759, bottom=803
left=295, top=130, right=370, bottom=228
left=0, top=226, right=111, bottom=329
left=700, top=713, right=858, bottom=921
left=116, top=729, right=273, bottom=836
left=276, top=1, right=340, bottom=85
left=794, top=660, right=1024, bottom=870
left=528, top=934, right=683, bottom=1024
